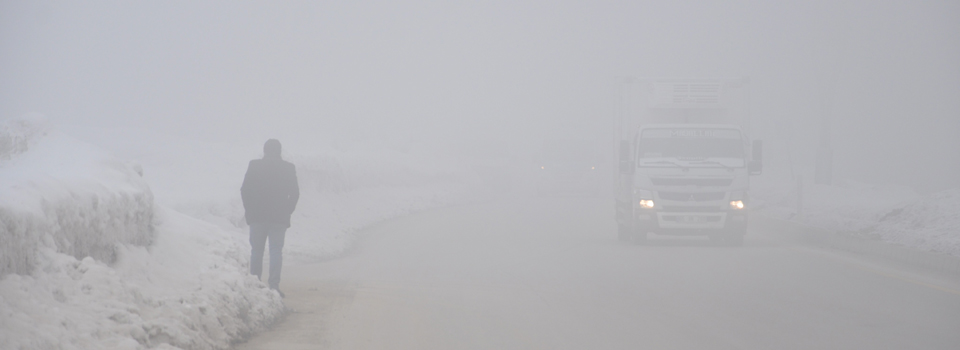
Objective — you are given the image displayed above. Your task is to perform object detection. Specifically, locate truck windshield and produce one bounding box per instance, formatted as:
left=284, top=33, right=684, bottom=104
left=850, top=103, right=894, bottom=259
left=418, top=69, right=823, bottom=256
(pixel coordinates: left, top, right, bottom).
left=637, top=128, right=744, bottom=165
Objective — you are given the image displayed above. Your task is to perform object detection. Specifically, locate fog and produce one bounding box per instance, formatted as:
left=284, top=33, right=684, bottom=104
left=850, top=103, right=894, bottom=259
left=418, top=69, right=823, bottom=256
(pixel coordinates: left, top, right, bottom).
left=3, top=0, right=957, bottom=192
left=2, top=2, right=960, bottom=348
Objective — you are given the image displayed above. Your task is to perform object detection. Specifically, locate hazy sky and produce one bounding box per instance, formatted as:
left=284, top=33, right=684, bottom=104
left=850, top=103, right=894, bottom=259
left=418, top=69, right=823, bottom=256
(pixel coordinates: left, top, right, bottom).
left=1, top=1, right=958, bottom=191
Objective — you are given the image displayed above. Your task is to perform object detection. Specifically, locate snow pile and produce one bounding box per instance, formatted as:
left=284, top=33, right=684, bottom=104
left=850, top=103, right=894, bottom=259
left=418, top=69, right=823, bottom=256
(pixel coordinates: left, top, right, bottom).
left=0, top=118, right=153, bottom=276
left=753, top=179, right=960, bottom=256
left=874, top=189, right=960, bottom=256
left=0, top=119, right=283, bottom=349
left=0, top=208, right=283, bottom=350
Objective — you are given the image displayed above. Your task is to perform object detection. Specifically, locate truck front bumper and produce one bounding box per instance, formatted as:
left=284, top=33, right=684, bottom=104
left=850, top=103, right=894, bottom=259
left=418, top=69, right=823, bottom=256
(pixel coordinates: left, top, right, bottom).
left=634, top=210, right=747, bottom=235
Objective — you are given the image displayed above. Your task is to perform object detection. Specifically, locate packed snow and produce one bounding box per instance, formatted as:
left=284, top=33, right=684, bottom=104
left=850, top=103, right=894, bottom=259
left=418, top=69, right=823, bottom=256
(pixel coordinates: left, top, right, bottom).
left=0, top=117, right=475, bottom=349
left=0, top=116, right=153, bottom=277
left=0, top=207, right=285, bottom=350
left=753, top=179, right=960, bottom=257
left=871, top=189, right=960, bottom=257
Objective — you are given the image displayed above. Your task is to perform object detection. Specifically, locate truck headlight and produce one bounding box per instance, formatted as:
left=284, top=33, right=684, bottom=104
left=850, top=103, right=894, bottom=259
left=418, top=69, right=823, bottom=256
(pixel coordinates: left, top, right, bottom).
left=639, top=199, right=655, bottom=209
left=729, top=200, right=745, bottom=210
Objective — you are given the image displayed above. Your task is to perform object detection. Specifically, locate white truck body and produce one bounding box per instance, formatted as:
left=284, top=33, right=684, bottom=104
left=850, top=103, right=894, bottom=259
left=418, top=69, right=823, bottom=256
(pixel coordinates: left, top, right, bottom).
left=615, top=78, right=761, bottom=245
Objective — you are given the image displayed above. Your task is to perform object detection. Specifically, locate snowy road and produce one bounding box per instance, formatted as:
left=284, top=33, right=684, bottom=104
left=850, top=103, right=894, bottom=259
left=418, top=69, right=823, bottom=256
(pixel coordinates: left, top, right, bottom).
left=235, top=196, right=960, bottom=350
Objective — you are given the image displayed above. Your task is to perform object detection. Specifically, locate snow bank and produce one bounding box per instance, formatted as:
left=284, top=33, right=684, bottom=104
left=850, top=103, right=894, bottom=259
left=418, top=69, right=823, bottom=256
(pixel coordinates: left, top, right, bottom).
left=0, top=118, right=153, bottom=276
left=753, top=179, right=960, bottom=257
left=873, top=189, right=960, bottom=256
left=0, top=207, right=283, bottom=350
left=0, top=119, right=283, bottom=349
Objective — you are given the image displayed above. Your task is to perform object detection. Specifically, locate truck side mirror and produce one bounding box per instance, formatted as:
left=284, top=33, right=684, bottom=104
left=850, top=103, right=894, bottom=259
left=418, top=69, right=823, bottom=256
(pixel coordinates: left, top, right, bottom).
left=619, top=140, right=634, bottom=174
left=749, top=140, right=763, bottom=175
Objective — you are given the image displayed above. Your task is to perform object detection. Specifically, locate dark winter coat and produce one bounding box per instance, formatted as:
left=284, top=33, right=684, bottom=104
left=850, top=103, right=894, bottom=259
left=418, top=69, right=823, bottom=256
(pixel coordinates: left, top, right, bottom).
left=241, top=157, right=299, bottom=228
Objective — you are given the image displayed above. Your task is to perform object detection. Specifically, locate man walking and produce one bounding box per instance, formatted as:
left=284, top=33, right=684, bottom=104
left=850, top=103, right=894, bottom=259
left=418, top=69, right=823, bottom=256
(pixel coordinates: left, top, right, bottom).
left=241, top=139, right=299, bottom=297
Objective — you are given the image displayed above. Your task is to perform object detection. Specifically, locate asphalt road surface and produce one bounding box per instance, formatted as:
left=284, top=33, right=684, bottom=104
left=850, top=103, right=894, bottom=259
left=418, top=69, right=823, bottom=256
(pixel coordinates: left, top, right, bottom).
left=235, top=196, right=960, bottom=350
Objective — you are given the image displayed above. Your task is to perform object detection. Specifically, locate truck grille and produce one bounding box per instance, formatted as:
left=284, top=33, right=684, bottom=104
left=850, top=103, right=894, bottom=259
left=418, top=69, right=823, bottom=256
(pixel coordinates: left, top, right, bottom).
left=658, top=192, right=726, bottom=201
left=651, top=178, right=733, bottom=187
left=662, top=215, right=722, bottom=222
left=661, top=206, right=723, bottom=212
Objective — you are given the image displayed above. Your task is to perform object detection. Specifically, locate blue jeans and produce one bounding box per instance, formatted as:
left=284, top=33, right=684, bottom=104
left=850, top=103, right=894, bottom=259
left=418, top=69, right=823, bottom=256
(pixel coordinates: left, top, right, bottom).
left=249, top=224, right=287, bottom=289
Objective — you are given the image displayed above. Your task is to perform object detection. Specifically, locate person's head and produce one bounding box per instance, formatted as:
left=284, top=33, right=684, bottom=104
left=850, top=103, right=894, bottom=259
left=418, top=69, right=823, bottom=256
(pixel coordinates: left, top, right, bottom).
left=264, top=139, right=282, bottom=159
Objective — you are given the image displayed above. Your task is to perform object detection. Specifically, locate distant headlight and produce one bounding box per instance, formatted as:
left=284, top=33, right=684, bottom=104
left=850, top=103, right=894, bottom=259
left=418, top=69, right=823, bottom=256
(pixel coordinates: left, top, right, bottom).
left=639, top=199, right=655, bottom=209
left=541, top=166, right=545, bottom=169
left=591, top=166, right=596, bottom=170
left=729, top=200, right=745, bottom=210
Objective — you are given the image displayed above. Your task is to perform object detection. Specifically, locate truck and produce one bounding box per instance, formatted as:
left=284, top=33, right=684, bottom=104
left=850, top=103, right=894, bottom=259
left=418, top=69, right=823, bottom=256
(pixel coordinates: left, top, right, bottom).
left=614, top=78, right=762, bottom=246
